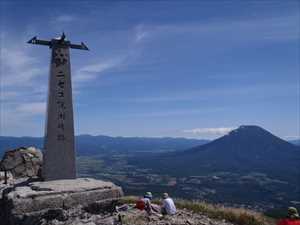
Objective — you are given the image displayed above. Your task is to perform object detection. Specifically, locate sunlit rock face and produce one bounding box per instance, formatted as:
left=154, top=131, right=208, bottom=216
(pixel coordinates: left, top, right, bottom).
left=1, top=147, right=43, bottom=179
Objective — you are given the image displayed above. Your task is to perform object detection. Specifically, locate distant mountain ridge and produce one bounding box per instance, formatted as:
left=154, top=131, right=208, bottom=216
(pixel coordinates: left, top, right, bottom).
left=0, top=135, right=209, bottom=157
left=290, top=139, right=300, bottom=146
left=128, top=125, right=300, bottom=206
left=132, top=125, right=300, bottom=180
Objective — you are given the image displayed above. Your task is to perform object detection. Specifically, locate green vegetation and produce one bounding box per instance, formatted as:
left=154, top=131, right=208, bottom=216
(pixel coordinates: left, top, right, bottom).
left=76, top=156, right=104, bottom=176
left=77, top=154, right=294, bottom=211
left=121, top=196, right=276, bottom=225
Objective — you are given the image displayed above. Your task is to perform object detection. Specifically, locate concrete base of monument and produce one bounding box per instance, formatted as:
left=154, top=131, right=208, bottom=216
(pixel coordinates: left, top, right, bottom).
left=2, top=178, right=123, bottom=225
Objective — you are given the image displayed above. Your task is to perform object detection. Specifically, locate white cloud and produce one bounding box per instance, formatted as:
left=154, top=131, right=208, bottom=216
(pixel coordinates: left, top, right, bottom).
left=136, top=13, right=299, bottom=44
left=72, top=24, right=146, bottom=85
left=0, top=103, right=45, bottom=136
left=54, top=15, right=76, bottom=23
left=183, top=127, right=236, bottom=135
left=16, top=102, right=46, bottom=115
left=0, top=43, right=45, bottom=87
left=73, top=57, right=126, bottom=83
left=0, top=91, right=18, bottom=101
left=285, top=135, right=300, bottom=140
left=80, top=60, right=119, bottom=73
left=0, top=32, right=49, bottom=135
left=135, top=25, right=149, bottom=42
left=1, top=48, right=35, bottom=68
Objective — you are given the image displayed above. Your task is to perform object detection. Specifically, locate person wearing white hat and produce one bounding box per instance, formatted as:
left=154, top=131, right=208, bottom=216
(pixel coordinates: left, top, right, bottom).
left=161, top=193, right=176, bottom=215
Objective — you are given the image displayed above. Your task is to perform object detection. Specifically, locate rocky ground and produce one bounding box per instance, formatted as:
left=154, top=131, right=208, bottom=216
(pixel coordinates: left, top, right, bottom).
left=38, top=206, right=234, bottom=225
left=119, top=207, right=235, bottom=225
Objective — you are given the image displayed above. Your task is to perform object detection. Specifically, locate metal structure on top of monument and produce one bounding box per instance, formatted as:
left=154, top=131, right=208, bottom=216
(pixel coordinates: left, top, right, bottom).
left=28, top=33, right=89, bottom=181
left=28, top=33, right=89, bottom=51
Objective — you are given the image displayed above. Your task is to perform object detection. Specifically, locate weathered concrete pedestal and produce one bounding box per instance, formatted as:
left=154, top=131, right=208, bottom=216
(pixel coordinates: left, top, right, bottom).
left=2, top=178, right=123, bottom=225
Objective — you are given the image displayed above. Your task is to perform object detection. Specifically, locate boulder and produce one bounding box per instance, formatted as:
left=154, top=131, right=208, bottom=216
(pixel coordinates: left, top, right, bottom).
left=0, top=171, right=13, bottom=182
left=1, top=147, right=43, bottom=179
left=2, top=178, right=123, bottom=225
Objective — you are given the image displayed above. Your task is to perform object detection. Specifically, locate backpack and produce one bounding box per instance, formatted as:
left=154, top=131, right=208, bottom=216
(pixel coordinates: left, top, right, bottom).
left=135, top=199, right=146, bottom=210
left=277, top=219, right=300, bottom=225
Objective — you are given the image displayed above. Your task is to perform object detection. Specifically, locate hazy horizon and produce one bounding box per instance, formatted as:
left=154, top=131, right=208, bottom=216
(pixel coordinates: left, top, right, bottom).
left=0, top=124, right=299, bottom=142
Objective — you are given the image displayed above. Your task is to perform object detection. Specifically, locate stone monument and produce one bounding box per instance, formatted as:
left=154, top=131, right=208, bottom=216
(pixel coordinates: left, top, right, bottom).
left=27, top=33, right=88, bottom=180
left=0, top=34, right=123, bottom=225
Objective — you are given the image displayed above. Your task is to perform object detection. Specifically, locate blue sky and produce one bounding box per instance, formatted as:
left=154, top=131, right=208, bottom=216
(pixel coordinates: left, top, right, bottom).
left=0, top=0, right=299, bottom=139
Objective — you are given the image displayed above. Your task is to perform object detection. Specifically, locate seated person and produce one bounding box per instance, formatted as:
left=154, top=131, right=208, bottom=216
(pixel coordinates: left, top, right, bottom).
left=135, top=192, right=156, bottom=215
left=161, top=193, right=176, bottom=215
left=277, top=207, right=300, bottom=225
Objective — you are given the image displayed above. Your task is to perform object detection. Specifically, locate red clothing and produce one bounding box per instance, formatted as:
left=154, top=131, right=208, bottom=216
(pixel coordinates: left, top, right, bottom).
left=277, top=219, right=300, bottom=225
left=135, top=198, right=151, bottom=211
left=135, top=199, right=146, bottom=210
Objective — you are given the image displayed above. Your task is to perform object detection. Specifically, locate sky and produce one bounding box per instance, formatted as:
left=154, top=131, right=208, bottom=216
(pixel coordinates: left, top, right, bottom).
left=0, top=0, right=299, bottom=139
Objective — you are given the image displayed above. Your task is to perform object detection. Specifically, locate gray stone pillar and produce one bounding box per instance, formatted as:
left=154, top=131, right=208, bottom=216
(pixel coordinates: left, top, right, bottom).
left=27, top=34, right=88, bottom=180
left=43, top=45, right=76, bottom=180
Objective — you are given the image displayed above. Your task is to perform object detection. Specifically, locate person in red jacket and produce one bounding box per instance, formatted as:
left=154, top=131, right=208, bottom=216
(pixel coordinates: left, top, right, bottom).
left=277, top=207, right=300, bottom=225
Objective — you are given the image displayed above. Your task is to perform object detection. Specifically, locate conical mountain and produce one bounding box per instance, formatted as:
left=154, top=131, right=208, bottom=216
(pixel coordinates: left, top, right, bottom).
left=136, top=125, right=300, bottom=181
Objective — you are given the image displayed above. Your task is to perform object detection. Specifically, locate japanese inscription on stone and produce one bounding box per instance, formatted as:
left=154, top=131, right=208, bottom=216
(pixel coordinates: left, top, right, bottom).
left=27, top=33, right=88, bottom=180
left=56, top=69, right=66, bottom=141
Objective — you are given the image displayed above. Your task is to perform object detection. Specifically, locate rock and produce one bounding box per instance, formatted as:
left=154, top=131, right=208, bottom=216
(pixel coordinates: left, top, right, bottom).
left=117, top=208, right=235, bottom=225
left=94, top=217, right=115, bottom=225
left=42, top=208, right=67, bottom=221
left=1, top=147, right=43, bottom=179
left=0, top=171, right=13, bottom=182
left=2, top=178, right=123, bottom=225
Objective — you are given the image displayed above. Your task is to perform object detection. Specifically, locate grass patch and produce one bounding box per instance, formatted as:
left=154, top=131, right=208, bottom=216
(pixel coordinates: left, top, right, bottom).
left=120, top=196, right=276, bottom=225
